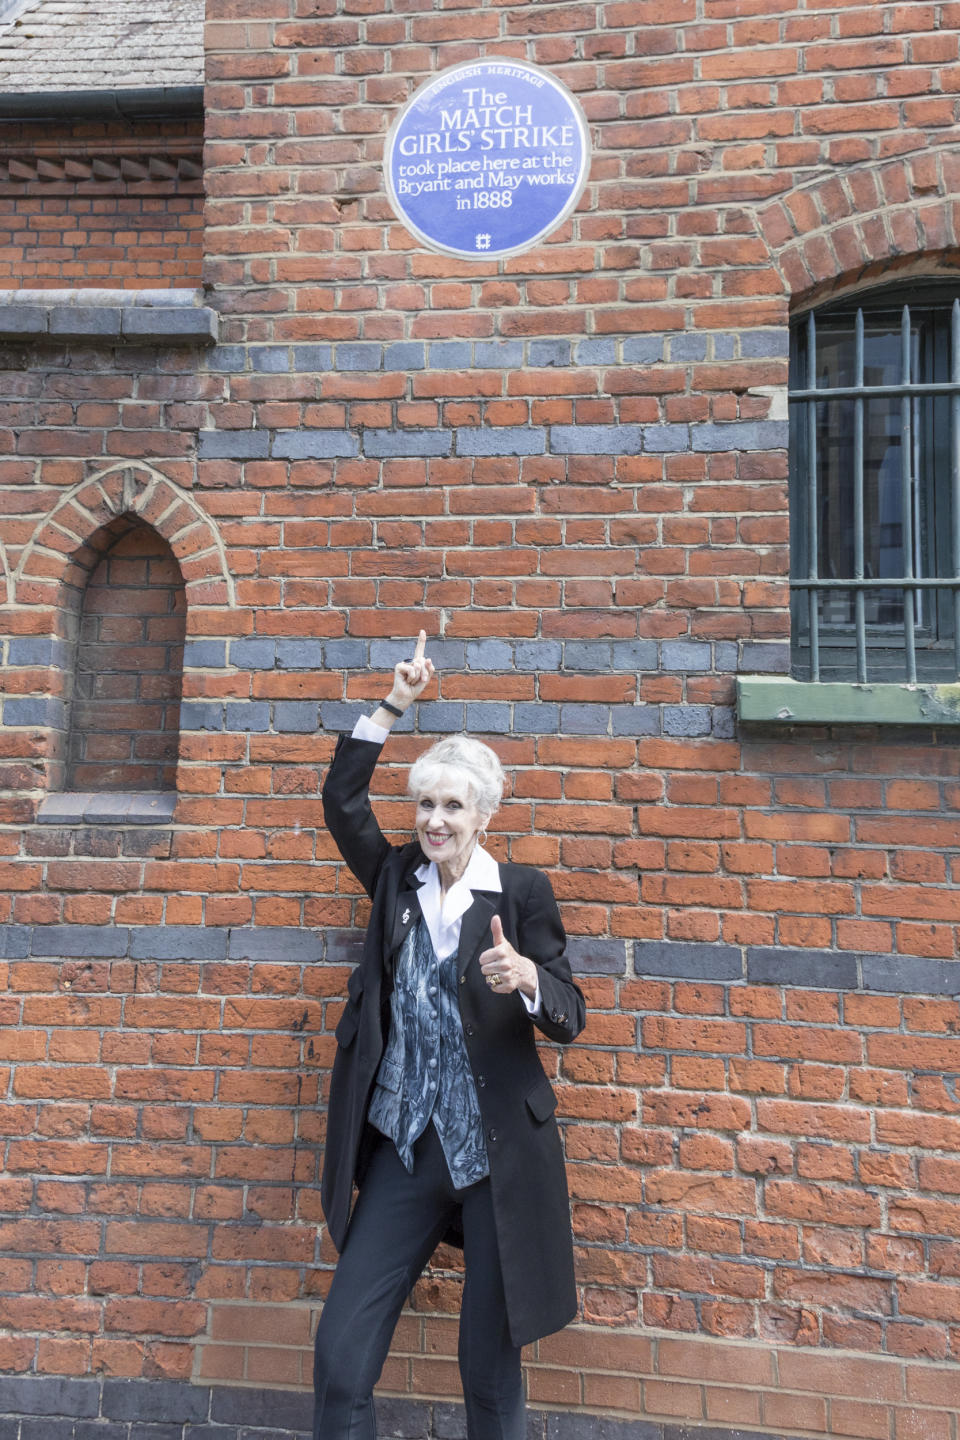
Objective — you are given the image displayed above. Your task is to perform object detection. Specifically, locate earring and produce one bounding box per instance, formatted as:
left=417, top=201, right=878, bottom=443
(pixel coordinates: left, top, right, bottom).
left=479, top=830, right=488, bottom=845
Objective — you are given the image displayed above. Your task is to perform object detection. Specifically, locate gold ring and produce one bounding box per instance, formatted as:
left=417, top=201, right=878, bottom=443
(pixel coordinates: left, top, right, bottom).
left=490, top=974, right=501, bottom=987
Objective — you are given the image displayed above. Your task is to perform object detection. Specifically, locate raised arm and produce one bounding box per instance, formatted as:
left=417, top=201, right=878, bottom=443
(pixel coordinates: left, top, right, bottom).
left=321, top=631, right=435, bottom=897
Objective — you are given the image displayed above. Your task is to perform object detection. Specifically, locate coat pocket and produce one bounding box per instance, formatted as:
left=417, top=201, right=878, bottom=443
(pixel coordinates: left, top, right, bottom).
left=335, top=1003, right=360, bottom=1048
left=375, top=1056, right=402, bottom=1093
left=525, top=1076, right=558, bottom=1123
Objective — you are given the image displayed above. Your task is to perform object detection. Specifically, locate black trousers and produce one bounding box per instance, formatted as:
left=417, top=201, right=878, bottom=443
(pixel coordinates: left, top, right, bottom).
left=313, top=1124, right=524, bottom=1440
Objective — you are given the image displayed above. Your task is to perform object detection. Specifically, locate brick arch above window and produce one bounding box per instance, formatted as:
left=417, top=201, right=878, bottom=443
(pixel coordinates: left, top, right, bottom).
left=9, top=461, right=235, bottom=610
left=758, top=148, right=960, bottom=304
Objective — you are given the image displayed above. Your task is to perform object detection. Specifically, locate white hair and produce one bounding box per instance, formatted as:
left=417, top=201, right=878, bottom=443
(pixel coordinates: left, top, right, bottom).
left=407, top=735, right=504, bottom=819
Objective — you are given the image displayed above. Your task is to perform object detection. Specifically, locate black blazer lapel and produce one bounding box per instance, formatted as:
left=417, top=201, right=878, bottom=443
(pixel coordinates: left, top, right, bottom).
left=456, top=893, right=497, bottom=980
left=391, top=884, right=423, bottom=955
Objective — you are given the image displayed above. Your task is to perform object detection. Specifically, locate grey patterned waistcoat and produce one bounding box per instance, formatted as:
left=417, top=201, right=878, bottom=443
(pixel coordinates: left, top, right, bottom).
left=367, top=919, right=489, bottom=1189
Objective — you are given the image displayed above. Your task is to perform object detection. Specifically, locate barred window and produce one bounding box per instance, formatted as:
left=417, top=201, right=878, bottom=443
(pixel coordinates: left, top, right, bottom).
left=789, top=283, right=960, bottom=683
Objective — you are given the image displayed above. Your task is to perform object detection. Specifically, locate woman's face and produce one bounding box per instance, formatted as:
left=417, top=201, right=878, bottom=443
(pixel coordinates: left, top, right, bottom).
left=414, top=767, right=487, bottom=885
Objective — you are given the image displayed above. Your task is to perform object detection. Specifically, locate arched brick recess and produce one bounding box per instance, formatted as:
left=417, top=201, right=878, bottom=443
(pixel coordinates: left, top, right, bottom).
left=9, top=461, right=235, bottom=609
left=758, top=147, right=960, bottom=303
left=67, top=517, right=186, bottom=792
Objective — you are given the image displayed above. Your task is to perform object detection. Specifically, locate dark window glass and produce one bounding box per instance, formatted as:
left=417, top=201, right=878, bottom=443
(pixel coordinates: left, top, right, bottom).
left=789, top=284, right=960, bottom=682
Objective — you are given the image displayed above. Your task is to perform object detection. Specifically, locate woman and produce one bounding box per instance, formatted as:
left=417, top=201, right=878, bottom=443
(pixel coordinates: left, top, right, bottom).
left=315, top=631, right=586, bottom=1440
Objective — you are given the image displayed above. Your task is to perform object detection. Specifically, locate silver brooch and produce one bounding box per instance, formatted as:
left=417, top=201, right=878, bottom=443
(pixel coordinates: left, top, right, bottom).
left=401, top=908, right=410, bottom=924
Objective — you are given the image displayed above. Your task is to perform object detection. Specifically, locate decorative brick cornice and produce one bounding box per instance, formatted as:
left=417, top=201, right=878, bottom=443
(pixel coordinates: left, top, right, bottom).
left=0, top=150, right=203, bottom=186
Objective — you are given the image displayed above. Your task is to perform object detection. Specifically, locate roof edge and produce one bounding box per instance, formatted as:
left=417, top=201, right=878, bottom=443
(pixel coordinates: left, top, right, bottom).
left=0, top=85, right=204, bottom=120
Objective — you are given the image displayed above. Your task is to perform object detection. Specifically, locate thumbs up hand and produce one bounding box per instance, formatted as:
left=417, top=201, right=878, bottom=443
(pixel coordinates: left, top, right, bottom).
left=479, top=914, right=538, bottom=1000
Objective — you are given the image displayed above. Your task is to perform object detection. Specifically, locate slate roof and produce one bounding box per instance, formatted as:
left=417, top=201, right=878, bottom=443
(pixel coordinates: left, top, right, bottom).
left=0, top=0, right=204, bottom=93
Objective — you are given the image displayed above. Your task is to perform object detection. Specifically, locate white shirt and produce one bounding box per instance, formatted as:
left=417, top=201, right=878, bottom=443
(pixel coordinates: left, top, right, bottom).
left=352, top=714, right=541, bottom=1014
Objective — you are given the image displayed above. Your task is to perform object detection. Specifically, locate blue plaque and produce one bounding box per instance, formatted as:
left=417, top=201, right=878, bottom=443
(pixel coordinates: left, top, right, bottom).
left=384, top=59, right=591, bottom=261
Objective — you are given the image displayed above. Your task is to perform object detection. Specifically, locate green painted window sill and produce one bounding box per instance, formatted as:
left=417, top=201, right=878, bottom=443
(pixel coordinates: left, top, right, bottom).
left=737, top=677, right=960, bottom=725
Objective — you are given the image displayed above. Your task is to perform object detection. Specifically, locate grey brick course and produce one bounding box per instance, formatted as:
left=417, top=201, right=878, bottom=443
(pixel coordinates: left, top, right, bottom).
left=383, top=342, right=426, bottom=371
left=611, top=640, right=658, bottom=671
left=610, top=706, right=663, bottom=735
left=417, top=702, right=465, bottom=732
left=364, top=429, right=452, bottom=458
left=197, top=430, right=270, bottom=460
left=741, top=329, right=789, bottom=357
left=130, top=927, right=228, bottom=962
left=225, top=702, right=271, bottom=732
left=0, top=926, right=29, bottom=958
left=293, top=345, right=334, bottom=372
left=574, top=339, right=618, bottom=366
left=691, top=420, right=789, bottom=452
left=712, top=706, right=736, bottom=738
left=103, top=1380, right=208, bottom=1424
left=862, top=955, right=960, bottom=995
left=563, top=641, right=611, bottom=672
left=336, top=343, right=382, bottom=371
left=274, top=702, right=319, bottom=732
left=229, top=639, right=276, bottom=670
left=251, top=347, right=290, bottom=372
left=666, top=334, right=708, bottom=361
left=515, top=641, right=562, bottom=672
left=560, top=704, right=609, bottom=734
left=713, top=642, right=739, bottom=673
left=276, top=640, right=327, bottom=669
left=322, top=640, right=369, bottom=668
left=206, top=345, right=247, bottom=372
left=528, top=339, right=571, bottom=367
left=566, top=937, right=627, bottom=975
left=740, top=642, right=791, bottom=675
left=272, top=430, right=358, bottom=460
left=663, top=704, right=712, bottom=736
left=458, top=427, right=546, bottom=456
left=7, top=636, right=71, bottom=668
left=428, top=341, right=472, bottom=369
left=3, top=697, right=66, bottom=727
left=183, top=640, right=228, bottom=669
left=513, top=703, right=560, bottom=732
left=228, top=929, right=324, bottom=963
left=30, top=925, right=129, bottom=958
left=622, top=336, right=663, bottom=363
left=636, top=941, right=743, bottom=981
left=465, top=703, right=511, bottom=733
left=466, top=640, right=514, bottom=671
left=641, top=425, right=689, bottom=453
left=179, top=701, right=224, bottom=731
left=661, top=641, right=711, bottom=672
left=550, top=425, right=643, bottom=456
left=321, top=702, right=386, bottom=732
left=0, top=1377, right=100, bottom=1418
left=474, top=341, right=523, bottom=369
left=747, top=947, right=858, bottom=989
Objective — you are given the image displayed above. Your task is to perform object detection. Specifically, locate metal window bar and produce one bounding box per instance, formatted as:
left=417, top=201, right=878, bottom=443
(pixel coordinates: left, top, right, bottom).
left=953, top=299, right=960, bottom=675
left=854, top=308, right=866, bottom=682
left=791, top=300, right=960, bottom=683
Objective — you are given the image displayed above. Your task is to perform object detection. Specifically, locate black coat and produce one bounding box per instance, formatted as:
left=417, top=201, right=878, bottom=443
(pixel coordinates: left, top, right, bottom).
left=320, top=733, right=587, bottom=1348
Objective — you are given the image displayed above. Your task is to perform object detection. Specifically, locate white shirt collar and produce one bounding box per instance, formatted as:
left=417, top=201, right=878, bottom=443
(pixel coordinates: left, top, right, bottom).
left=414, top=844, right=502, bottom=947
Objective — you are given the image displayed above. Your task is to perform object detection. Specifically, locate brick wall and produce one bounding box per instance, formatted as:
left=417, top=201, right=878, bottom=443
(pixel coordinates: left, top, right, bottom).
left=0, top=117, right=204, bottom=289
left=2, top=2, right=960, bottom=1437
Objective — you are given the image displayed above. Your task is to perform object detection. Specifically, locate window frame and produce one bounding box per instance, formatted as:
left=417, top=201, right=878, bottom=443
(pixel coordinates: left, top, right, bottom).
left=787, top=280, right=960, bottom=686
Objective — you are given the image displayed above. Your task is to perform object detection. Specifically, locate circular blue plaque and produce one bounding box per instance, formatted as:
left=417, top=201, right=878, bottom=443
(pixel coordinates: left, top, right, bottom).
left=384, top=59, right=591, bottom=261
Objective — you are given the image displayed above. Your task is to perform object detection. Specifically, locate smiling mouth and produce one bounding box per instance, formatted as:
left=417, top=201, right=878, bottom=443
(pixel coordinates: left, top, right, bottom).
left=425, top=833, right=450, bottom=846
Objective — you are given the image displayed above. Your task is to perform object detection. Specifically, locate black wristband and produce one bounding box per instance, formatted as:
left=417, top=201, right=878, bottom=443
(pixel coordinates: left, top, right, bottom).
left=379, top=700, right=404, bottom=718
